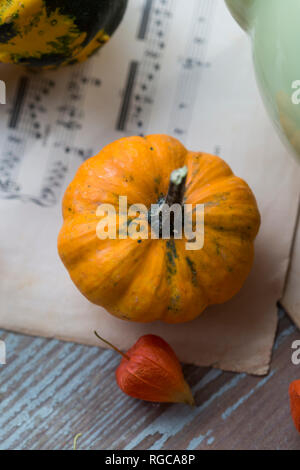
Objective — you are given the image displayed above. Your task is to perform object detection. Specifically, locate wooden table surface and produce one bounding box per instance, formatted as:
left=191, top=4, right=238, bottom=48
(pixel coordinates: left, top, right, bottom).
left=0, top=308, right=299, bottom=450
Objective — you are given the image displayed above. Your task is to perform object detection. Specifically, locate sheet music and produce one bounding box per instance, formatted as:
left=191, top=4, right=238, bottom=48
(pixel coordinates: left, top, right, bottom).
left=0, top=0, right=216, bottom=207
left=0, top=0, right=299, bottom=375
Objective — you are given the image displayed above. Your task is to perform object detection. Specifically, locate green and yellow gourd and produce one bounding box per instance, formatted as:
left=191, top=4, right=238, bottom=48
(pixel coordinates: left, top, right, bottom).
left=0, top=0, right=128, bottom=68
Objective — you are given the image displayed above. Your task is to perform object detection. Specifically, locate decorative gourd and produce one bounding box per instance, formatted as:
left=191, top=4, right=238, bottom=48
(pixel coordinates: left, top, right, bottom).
left=58, top=135, right=261, bottom=324
left=0, top=0, right=128, bottom=68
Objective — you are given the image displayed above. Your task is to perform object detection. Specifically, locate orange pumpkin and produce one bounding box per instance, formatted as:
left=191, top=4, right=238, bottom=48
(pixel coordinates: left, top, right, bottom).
left=58, top=134, right=261, bottom=323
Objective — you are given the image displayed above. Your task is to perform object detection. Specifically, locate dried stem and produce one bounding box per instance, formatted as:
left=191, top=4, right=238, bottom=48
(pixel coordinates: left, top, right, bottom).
left=94, top=331, right=130, bottom=360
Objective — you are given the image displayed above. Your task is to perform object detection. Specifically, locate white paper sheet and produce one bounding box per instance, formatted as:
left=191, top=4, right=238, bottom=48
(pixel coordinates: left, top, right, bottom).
left=0, top=0, right=299, bottom=375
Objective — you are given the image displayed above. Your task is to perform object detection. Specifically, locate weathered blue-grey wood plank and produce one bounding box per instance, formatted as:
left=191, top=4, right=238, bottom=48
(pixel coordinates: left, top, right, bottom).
left=0, top=310, right=299, bottom=450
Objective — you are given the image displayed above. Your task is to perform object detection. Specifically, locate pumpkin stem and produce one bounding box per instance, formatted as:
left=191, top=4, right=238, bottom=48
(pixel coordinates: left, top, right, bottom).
left=148, top=166, right=188, bottom=238
left=165, top=166, right=188, bottom=207
left=94, top=331, right=130, bottom=360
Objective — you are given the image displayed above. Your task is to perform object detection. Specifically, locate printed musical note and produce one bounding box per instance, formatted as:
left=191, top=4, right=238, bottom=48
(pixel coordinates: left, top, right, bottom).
left=116, top=0, right=174, bottom=134
left=0, top=0, right=217, bottom=207
left=0, top=61, right=101, bottom=206
left=168, top=0, right=214, bottom=142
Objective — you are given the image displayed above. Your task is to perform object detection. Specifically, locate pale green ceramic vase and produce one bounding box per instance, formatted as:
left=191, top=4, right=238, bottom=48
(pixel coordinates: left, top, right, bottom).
left=226, top=0, right=300, bottom=163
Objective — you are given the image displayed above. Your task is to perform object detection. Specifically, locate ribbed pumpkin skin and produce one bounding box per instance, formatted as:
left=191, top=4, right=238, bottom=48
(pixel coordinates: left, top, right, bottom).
left=0, top=0, right=128, bottom=68
left=58, top=135, right=261, bottom=324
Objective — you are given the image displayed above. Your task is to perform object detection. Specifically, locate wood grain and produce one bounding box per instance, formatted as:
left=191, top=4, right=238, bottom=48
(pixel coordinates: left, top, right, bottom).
left=0, top=309, right=299, bottom=450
